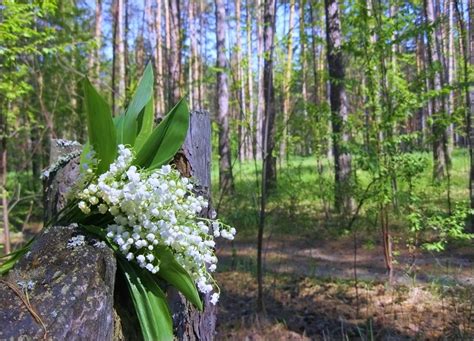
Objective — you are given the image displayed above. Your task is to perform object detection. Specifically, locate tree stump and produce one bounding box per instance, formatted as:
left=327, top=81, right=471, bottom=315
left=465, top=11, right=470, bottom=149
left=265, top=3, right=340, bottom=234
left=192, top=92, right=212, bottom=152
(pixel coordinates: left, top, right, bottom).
left=0, top=111, right=216, bottom=340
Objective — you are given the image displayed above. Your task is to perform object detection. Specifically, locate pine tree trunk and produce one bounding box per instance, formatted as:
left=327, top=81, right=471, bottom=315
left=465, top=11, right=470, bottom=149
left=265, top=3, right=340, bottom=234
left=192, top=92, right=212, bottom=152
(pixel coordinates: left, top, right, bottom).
left=246, top=0, right=255, bottom=160
left=236, top=0, right=247, bottom=161
left=299, top=0, right=309, bottom=155
left=149, top=0, right=165, bottom=118
left=424, top=0, right=448, bottom=180
left=215, top=0, right=234, bottom=194
left=169, top=0, right=181, bottom=106
left=189, top=0, right=200, bottom=110
left=112, top=0, right=126, bottom=116
left=88, top=0, right=102, bottom=83
left=325, top=0, right=353, bottom=213
left=446, top=0, right=455, bottom=157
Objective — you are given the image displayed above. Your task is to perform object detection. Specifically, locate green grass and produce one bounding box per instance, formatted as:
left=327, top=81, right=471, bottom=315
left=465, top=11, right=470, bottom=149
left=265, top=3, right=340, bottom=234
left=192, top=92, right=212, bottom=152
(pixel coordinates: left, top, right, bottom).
left=212, top=148, right=471, bottom=239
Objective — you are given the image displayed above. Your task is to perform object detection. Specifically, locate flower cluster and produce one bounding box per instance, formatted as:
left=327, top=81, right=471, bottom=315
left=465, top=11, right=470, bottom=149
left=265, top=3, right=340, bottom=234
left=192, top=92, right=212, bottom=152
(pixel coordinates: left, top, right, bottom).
left=76, top=145, right=235, bottom=302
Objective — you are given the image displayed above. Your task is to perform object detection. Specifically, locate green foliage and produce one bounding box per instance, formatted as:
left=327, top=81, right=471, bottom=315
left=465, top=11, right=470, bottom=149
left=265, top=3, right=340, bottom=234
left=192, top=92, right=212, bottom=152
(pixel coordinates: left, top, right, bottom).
left=134, top=98, right=190, bottom=170
left=83, top=78, right=117, bottom=174
left=408, top=202, right=473, bottom=252
left=154, top=246, right=203, bottom=311
left=118, top=257, right=174, bottom=341
left=117, top=63, right=154, bottom=147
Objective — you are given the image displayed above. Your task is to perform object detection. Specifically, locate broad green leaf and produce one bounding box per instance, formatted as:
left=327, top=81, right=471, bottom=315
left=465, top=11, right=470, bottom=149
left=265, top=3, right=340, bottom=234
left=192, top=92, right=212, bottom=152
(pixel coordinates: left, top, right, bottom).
left=113, top=113, right=124, bottom=141
left=118, top=63, right=154, bottom=146
left=154, top=246, right=203, bottom=311
left=118, top=257, right=174, bottom=341
left=83, top=77, right=117, bottom=174
left=134, top=98, right=189, bottom=170
left=134, top=98, right=154, bottom=151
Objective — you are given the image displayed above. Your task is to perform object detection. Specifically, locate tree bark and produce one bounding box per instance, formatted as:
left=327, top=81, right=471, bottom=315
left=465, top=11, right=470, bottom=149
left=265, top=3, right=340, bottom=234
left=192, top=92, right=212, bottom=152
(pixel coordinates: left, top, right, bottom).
left=215, top=0, right=234, bottom=194
left=88, top=0, right=102, bottom=83
left=155, top=0, right=165, bottom=117
left=246, top=0, right=255, bottom=160
left=325, top=0, right=353, bottom=213
left=446, top=0, right=455, bottom=157
left=262, top=0, right=277, bottom=189
left=0, top=110, right=10, bottom=255
left=236, top=0, right=247, bottom=162
left=257, top=0, right=277, bottom=313
left=469, top=0, right=474, bottom=230
left=280, top=0, right=295, bottom=161
left=299, top=0, right=309, bottom=154
left=256, top=0, right=265, bottom=160
left=169, top=0, right=181, bottom=106
left=112, top=0, right=126, bottom=116
left=424, top=0, right=448, bottom=180
left=189, top=0, right=198, bottom=109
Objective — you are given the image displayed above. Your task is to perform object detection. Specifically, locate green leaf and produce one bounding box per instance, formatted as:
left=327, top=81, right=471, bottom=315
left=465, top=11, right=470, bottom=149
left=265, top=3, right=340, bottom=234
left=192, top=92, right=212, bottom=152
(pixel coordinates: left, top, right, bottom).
left=134, top=98, right=189, bottom=170
left=0, top=238, right=34, bottom=276
left=83, top=77, right=117, bottom=174
left=118, top=63, right=154, bottom=146
left=154, top=246, right=203, bottom=311
left=134, top=98, right=154, bottom=152
left=118, top=257, right=174, bottom=341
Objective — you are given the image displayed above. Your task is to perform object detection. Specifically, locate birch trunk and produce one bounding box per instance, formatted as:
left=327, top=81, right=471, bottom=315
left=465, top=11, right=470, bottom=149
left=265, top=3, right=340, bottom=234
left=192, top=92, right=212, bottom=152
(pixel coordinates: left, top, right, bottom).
left=280, top=0, right=295, bottom=161
left=215, top=0, right=235, bottom=193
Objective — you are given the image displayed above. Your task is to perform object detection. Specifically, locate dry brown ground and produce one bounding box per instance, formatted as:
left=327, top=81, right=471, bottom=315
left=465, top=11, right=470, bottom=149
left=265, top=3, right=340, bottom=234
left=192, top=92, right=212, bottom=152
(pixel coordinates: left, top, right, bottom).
left=215, top=236, right=474, bottom=340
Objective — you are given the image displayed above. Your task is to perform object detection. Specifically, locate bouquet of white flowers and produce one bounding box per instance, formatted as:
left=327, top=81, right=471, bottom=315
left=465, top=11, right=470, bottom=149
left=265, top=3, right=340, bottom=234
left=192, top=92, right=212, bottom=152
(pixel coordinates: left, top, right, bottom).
left=1, top=64, right=234, bottom=340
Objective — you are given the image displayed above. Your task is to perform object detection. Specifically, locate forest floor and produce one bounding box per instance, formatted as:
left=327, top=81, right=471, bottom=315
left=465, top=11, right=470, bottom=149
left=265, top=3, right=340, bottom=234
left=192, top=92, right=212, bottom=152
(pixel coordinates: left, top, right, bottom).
left=213, top=150, right=474, bottom=340
left=215, top=236, right=474, bottom=340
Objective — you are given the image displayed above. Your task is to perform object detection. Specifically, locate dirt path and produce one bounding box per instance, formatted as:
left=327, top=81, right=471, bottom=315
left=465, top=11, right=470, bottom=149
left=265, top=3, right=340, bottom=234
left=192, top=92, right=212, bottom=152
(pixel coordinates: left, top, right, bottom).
left=217, top=235, right=474, bottom=286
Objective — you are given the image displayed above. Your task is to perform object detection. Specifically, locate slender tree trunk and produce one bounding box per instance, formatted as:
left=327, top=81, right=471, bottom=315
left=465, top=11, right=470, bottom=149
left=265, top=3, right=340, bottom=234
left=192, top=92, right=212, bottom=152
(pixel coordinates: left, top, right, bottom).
left=280, top=0, right=295, bottom=161
left=124, top=0, right=129, bottom=89
left=299, top=0, right=309, bottom=154
left=164, top=0, right=171, bottom=108
left=469, top=0, right=474, bottom=230
left=189, top=0, right=200, bottom=109
left=424, top=0, right=448, bottom=180
left=246, top=0, right=256, bottom=160
left=150, top=0, right=165, bottom=118
left=112, top=0, right=126, bottom=116
left=215, top=0, right=234, bottom=194
left=89, top=0, right=102, bottom=83
left=446, top=0, right=455, bottom=156
left=262, top=0, right=277, bottom=188
left=169, top=0, right=181, bottom=106
left=309, top=1, right=320, bottom=106
left=135, top=11, right=145, bottom=77
left=0, top=110, right=10, bottom=255
left=236, top=0, right=247, bottom=161
left=325, top=0, right=352, bottom=213
left=256, top=0, right=265, bottom=160
left=257, top=0, right=277, bottom=313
